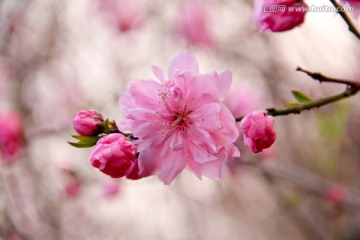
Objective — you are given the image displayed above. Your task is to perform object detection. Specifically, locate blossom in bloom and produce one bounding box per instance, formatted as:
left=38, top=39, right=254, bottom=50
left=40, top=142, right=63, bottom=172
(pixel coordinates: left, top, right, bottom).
left=240, top=111, right=276, bottom=153
left=119, top=51, right=240, bottom=184
left=90, top=133, right=138, bottom=178
left=73, top=110, right=104, bottom=136
left=174, top=2, right=214, bottom=48
left=340, top=0, right=360, bottom=18
left=0, top=111, right=23, bottom=163
left=254, top=0, right=307, bottom=32
left=99, top=0, right=144, bottom=33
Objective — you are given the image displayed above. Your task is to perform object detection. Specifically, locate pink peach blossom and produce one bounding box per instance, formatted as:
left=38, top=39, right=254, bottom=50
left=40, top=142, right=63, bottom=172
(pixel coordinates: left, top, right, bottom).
left=73, top=110, right=104, bottom=136
left=254, top=0, right=307, bottom=32
left=99, top=0, right=144, bottom=33
left=119, top=51, right=240, bottom=184
left=175, top=2, right=214, bottom=47
left=90, top=133, right=138, bottom=178
left=0, top=111, right=23, bottom=163
left=240, top=111, right=276, bottom=153
left=340, top=0, right=360, bottom=18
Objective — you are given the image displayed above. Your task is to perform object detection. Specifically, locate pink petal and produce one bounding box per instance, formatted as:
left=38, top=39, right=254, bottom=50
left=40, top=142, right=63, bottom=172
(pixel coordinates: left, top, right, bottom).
left=200, top=160, right=223, bottom=180
left=187, top=72, right=218, bottom=102
left=168, top=51, right=199, bottom=80
left=138, top=146, right=162, bottom=178
left=187, top=141, right=217, bottom=163
left=169, top=131, right=184, bottom=151
left=191, top=102, right=221, bottom=131
left=216, top=104, right=239, bottom=143
left=119, top=80, right=162, bottom=110
left=216, top=70, right=232, bottom=101
left=151, top=65, right=165, bottom=83
left=186, top=127, right=217, bottom=152
left=187, top=158, right=222, bottom=180
left=157, top=147, right=187, bottom=185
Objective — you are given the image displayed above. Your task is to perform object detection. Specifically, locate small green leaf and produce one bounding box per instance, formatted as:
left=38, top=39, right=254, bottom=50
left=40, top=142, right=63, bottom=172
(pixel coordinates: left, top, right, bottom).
left=67, top=141, right=97, bottom=148
left=284, top=101, right=301, bottom=107
left=71, top=135, right=101, bottom=142
left=104, top=118, right=110, bottom=132
left=291, top=90, right=312, bottom=103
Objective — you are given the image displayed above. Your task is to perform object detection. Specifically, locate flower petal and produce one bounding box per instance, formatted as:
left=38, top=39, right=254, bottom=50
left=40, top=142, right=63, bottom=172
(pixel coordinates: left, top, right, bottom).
left=217, top=70, right=232, bottom=101
left=119, top=80, right=162, bottom=110
left=168, top=51, right=199, bottom=80
left=151, top=65, right=165, bottom=83
left=157, top=147, right=187, bottom=185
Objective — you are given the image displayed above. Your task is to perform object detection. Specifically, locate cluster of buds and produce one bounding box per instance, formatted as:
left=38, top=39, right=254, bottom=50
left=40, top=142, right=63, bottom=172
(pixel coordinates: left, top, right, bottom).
left=70, top=110, right=142, bottom=180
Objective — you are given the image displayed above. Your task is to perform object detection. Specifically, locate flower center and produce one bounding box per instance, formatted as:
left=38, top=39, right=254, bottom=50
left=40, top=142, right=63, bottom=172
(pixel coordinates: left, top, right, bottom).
left=172, top=112, right=186, bottom=126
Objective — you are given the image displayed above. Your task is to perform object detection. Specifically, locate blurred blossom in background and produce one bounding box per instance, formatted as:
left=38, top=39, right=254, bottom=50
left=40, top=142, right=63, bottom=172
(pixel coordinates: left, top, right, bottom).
left=0, top=0, right=359, bottom=239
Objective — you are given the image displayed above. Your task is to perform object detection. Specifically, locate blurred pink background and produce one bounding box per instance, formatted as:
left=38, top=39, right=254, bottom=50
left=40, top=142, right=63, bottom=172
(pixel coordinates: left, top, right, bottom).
left=0, top=0, right=359, bottom=239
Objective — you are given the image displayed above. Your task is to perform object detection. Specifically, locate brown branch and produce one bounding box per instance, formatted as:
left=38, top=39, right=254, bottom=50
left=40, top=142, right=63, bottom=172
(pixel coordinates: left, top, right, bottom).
left=235, top=67, right=360, bottom=122
left=329, top=0, right=360, bottom=40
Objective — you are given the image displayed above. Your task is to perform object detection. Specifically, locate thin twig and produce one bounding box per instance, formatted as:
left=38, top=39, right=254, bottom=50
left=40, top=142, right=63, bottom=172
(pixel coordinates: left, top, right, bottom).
left=329, top=0, right=360, bottom=40
left=296, top=67, right=360, bottom=88
left=235, top=67, right=360, bottom=122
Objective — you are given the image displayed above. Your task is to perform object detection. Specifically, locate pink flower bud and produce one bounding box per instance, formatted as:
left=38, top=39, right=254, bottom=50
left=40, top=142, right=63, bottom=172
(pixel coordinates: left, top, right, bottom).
left=73, top=110, right=104, bottom=136
left=0, top=111, right=23, bottom=163
left=90, top=134, right=137, bottom=178
left=125, top=160, right=142, bottom=180
left=240, top=111, right=276, bottom=153
left=254, top=0, right=307, bottom=32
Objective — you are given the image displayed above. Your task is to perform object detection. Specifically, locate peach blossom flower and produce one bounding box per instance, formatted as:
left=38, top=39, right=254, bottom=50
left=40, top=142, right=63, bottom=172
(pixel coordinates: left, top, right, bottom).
left=119, top=51, right=239, bottom=184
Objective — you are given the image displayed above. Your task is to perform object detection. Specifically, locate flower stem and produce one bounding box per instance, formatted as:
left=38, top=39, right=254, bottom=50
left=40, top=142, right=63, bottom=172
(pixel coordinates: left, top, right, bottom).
left=235, top=67, right=360, bottom=122
left=329, top=0, right=360, bottom=40
left=266, top=90, right=352, bottom=117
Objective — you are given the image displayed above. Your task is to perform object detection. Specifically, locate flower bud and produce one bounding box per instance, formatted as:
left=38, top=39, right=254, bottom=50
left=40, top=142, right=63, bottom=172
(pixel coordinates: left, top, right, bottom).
left=90, top=134, right=137, bottom=178
left=240, top=111, right=276, bottom=153
left=254, top=0, right=307, bottom=32
left=73, top=110, right=104, bottom=136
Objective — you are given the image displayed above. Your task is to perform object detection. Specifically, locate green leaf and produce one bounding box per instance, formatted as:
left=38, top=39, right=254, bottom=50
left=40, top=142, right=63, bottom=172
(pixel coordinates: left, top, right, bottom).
left=291, top=90, right=312, bottom=103
left=104, top=118, right=110, bottom=132
left=71, top=135, right=101, bottom=142
left=67, top=141, right=97, bottom=148
left=284, top=101, right=301, bottom=107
